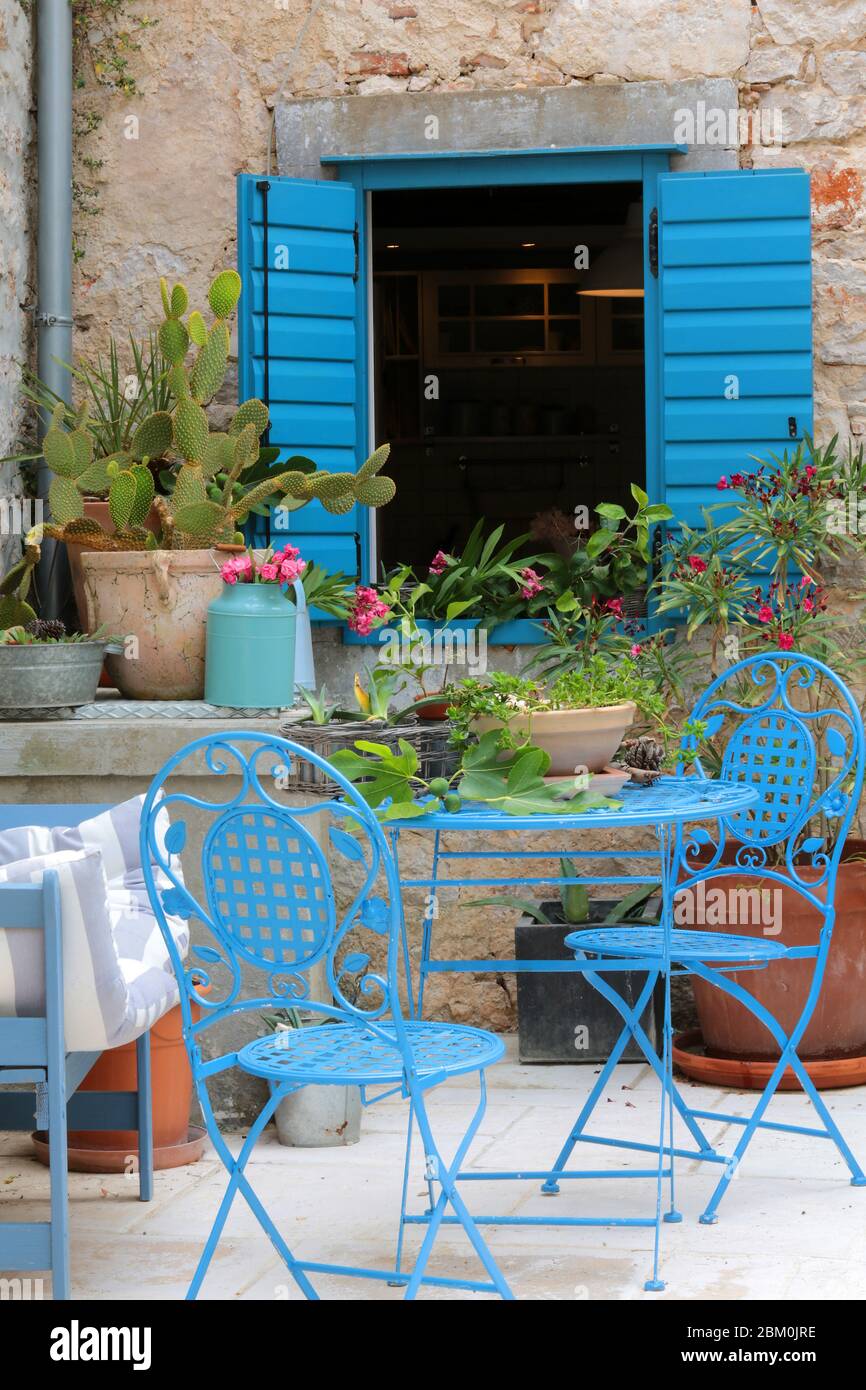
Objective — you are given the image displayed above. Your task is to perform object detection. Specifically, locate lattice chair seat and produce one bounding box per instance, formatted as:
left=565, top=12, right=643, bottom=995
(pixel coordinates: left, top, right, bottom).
left=238, top=1020, right=506, bottom=1087
left=565, top=926, right=789, bottom=965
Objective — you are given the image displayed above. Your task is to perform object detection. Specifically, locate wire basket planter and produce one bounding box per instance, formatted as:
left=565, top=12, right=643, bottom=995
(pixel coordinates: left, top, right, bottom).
left=277, top=717, right=455, bottom=797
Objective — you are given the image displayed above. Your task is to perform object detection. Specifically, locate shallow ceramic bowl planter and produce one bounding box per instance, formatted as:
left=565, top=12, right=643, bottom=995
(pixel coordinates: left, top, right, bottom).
left=473, top=702, right=637, bottom=775
left=81, top=549, right=223, bottom=700
left=0, top=639, right=109, bottom=720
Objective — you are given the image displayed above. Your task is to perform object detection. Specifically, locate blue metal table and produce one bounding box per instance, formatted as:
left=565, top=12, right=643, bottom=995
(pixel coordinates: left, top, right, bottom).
left=384, top=776, right=760, bottom=1290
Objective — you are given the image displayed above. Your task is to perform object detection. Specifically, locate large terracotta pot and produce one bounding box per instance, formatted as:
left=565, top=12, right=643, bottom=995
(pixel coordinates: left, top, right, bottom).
left=686, top=845, right=866, bottom=1062
left=71, top=999, right=198, bottom=1153
left=81, top=549, right=223, bottom=699
left=66, top=499, right=161, bottom=631
left=472, top=702, right=636, bottom=775
left=32, top=996, right=206, bottom=1172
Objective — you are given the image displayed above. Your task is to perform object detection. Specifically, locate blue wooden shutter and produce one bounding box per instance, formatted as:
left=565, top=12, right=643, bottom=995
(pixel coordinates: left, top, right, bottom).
left=236, top=174, right=366, bottom=579
left=657, top=168, right=813, bottom=530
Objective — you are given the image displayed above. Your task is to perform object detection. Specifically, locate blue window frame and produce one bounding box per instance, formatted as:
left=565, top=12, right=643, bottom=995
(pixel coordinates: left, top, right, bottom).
left=237, top=148, right=813, bottom=595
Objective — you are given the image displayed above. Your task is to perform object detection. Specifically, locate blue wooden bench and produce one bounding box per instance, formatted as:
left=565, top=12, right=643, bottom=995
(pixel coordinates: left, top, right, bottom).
left=0, top=805, right=153, bottom=1299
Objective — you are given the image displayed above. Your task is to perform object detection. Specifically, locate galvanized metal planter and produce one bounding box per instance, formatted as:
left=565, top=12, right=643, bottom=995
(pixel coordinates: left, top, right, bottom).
left=270, top=1081, right=362, bottom=1148
left=0, top=641, right=107, bottom=720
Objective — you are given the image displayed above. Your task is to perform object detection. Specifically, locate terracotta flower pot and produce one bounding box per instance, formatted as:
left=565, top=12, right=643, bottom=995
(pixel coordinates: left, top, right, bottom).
left=81, top=548, right=223, bottom=699
left=32, top=994, right=207, bottom=1172
left=472, top=702, right=637, bottom=775
left=66, top=499, right=161, bottom=631
left=684, top=845, right=866, bottom=1063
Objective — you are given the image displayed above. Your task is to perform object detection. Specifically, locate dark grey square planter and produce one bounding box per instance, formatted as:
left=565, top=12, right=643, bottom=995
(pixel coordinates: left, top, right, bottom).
left=515, top=899, right=664, bottom=1064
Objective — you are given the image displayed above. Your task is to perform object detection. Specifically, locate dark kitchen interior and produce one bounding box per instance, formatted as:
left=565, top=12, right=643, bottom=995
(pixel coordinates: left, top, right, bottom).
left=371, top=182, right=646, bottom=572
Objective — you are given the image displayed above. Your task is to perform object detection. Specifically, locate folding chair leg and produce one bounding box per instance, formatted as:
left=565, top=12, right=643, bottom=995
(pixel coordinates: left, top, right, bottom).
left=689, top=961, right=866, bottom=1223
left=403, top=1081, right=514, bottom=1301
left=792, top=1059, right=866, bottom=1185
left=190, top=1082, right=319, bottom=1302
left=135, top=1031, right=154, bottom=1202
left=542, top=968, right=715, bottom=1195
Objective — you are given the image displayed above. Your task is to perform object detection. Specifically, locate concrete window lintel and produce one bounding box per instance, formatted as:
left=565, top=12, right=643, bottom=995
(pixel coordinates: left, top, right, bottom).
left=275, top=80, right=740, bottom=181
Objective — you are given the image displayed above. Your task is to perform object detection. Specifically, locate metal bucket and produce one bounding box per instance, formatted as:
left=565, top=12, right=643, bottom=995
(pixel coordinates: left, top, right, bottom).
left=0, top=641, right=106, bottom=719
left=271, top=1082, right=362, bottom=1147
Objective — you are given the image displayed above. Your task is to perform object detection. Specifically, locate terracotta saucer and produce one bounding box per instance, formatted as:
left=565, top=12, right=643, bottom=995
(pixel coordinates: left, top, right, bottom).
left=31, top=1125, right=207, bottom=1173
left=673, top=1029, right=866, bottom=1092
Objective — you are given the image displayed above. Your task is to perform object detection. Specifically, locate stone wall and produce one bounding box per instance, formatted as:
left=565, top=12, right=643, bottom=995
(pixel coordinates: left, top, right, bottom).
left=0, top=2, right=32, bottom=575
left=65, top=0, right=866, bottom=444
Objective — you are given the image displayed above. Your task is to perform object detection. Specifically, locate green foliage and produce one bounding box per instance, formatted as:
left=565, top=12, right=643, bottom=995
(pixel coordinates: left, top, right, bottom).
left=380, top=517, right=540, bottom=628
left=297, top=686, right=340, bottom=725
left=0, top=532, right=41, bottom=629
left=328, top=729, right=621, bottom=823
left=41, top=270, right=396, bottom=552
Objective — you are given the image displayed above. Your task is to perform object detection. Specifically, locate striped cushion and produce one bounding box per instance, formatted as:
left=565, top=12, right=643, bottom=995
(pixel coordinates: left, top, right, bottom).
left=0, top=796, right=189, bottom=1051
left=0, top=848, right=126, bottom=1050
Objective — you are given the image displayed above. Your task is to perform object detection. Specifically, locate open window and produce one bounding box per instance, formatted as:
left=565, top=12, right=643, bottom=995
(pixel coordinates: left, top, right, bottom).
left=237, top=160, right=813, bottom=593
left=371, top=181, right=645, bottom=572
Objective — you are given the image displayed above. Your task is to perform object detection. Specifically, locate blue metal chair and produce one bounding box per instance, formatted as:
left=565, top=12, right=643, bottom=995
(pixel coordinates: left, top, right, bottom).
left=139, top=731, right=513, bottom=1300
left=548, top=652, right=865, bottom=1255
left=0, top=805, right=154, bottom=1300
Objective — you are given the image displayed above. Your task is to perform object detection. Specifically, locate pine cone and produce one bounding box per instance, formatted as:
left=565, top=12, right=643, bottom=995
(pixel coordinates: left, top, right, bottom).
left=621, top=736, right=665, bottom=771
left=25, top=618, right=66, bottom=641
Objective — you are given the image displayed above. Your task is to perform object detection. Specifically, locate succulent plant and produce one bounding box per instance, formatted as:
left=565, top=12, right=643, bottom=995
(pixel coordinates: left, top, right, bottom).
left=45, top=269, right=396, bottom=553
left=0, top=530, right=40, bottom=628
left=43, top=396, right=170, bottom=533
left=26, top=618, right=67, bottom=640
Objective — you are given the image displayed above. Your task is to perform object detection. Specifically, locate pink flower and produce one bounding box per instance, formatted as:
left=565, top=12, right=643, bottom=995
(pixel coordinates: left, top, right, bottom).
left=429, top=550, right=451, bottom=576
left=717, top=477, right=729, bottom=490
left=802, top=596, right=814, bottom=612
left=631, top=643, right=643, bottom=657
left=279, top=557, right=306, bottom=584
left=805, top=464, right=817, bottom=478
left=259, top=562, right=279, bottom=581
left=220, top=563, right=239, bottom=585
left=348, top=585, right=390, bottom=635
left=729, top=472, right=745, bottom=488
left=778, top=632, right=794, bottom=650
left=688, top=555, right=707, bottom=573
left=757, top=604, right=773, bottom=624
left=519, top=566, right=544, bottom=599
left=605, top=598, right=624, bottom=618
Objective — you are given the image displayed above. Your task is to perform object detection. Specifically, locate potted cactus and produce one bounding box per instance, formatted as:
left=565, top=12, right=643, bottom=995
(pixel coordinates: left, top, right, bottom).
left=44, top=270, right=395, bottom=699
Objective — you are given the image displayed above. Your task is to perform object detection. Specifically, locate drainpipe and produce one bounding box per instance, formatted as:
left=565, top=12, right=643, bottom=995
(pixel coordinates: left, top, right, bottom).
left=35, top=0, right=74, bottom=619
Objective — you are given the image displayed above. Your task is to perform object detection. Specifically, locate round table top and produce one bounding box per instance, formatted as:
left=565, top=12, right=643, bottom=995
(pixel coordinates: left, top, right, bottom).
left=384, top=776, right=759, bottom=832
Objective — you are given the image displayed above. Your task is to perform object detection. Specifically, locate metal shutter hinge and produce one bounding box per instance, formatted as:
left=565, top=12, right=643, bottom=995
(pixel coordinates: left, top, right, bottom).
left=648, top=208, right=659, bottom=278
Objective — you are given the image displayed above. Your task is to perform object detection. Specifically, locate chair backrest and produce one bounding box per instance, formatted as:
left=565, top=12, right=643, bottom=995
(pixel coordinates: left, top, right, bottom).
left=139, top=732, right=408, bottom=1067
left=681, top=652, right=865, bottom=911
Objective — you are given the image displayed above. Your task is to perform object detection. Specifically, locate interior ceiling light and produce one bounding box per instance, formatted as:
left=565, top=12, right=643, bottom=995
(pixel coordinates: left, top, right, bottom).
left=578, top=202, right=644, bottom=298
left=521, top=241, right=536, bottom=248
left=386, top=242, right=400, bottom=249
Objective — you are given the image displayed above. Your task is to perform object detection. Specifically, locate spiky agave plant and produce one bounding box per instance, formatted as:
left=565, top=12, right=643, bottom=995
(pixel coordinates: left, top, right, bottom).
left=44, top=269, right=395, bottom=551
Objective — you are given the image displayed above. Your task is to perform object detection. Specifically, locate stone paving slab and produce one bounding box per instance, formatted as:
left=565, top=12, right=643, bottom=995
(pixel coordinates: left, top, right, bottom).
left=3, top=1041, right=866, bottom=1300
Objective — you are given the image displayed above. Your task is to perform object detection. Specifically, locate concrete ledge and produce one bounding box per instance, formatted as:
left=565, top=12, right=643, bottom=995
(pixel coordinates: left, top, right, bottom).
left=276, top=79, right=740, bottom=178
